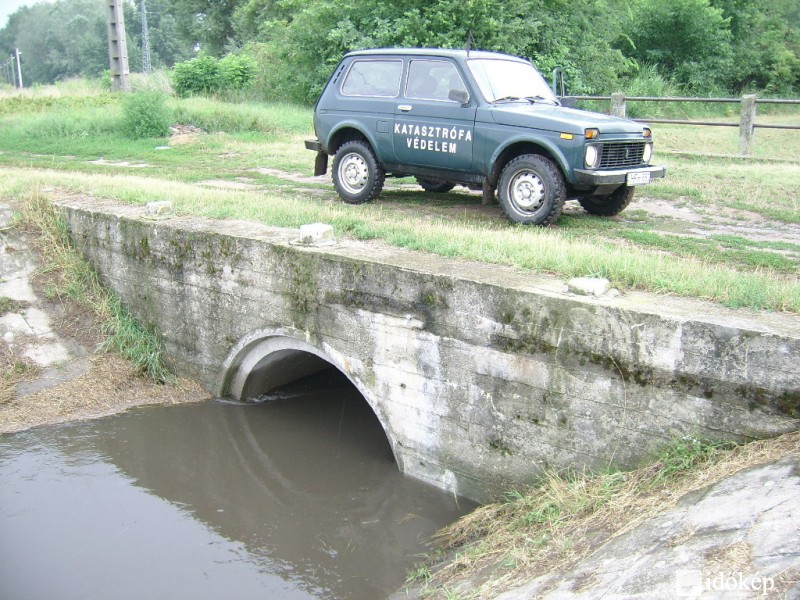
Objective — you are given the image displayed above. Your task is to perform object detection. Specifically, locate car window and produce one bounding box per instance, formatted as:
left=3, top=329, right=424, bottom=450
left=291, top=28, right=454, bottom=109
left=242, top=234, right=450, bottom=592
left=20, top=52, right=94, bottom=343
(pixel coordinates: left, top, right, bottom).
left=340, top=59, right=403, bottom=97
left=467, top=58, right=557, bottom=104
left=406, top=60, right=467, bottom=101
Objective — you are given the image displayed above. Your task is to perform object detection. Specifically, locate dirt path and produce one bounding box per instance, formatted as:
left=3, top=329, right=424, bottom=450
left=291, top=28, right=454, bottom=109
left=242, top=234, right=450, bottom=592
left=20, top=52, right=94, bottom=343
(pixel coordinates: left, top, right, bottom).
left=0, top=200, right=209, bottom=434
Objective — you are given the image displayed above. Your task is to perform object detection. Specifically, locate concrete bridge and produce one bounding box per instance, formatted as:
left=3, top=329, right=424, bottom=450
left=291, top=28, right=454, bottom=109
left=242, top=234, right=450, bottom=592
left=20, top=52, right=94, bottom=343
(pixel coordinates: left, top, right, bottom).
left=59, top=198, right=799, bottom=502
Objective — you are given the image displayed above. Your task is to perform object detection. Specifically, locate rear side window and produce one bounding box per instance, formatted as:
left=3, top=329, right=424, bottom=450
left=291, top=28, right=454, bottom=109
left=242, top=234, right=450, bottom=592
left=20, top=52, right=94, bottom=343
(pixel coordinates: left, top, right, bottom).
left=341, top=59, right=403, bottom=97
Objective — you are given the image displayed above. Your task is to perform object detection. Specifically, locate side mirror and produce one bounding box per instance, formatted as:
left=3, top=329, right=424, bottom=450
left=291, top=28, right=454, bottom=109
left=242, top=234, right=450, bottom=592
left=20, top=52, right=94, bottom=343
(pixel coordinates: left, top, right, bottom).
left=448, top=89, right=470, bottom=106
left=560, top=96, right=577, bottom=109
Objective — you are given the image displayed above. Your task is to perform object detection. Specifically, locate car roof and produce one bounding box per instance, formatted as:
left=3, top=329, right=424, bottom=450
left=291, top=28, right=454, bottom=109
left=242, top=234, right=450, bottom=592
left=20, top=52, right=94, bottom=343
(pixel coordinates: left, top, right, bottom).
left=343, top=48, right=530, bottom=63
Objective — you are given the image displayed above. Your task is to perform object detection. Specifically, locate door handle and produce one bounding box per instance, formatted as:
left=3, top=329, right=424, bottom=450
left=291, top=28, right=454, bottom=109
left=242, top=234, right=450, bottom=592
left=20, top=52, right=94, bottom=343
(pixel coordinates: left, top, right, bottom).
left=398, top=104, right=412, bottom=112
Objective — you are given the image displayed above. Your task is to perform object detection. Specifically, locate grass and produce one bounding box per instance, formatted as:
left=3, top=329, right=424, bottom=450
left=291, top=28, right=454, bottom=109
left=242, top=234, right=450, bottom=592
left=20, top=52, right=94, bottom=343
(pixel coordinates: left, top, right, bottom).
left=410, top=432, right=799, bottom=599
left=4, top=166, right=798, bottom=312
left=18, top=191, right=173, bottom=383
left=0, top=86, right=798, bottom=312
left=0, top=297, right=26, bottom=316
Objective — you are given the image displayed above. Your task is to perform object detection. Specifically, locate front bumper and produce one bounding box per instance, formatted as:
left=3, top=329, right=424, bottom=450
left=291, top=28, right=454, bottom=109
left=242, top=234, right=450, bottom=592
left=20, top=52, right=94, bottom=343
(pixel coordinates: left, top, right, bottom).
left=573, top=165, right=666, bottom=186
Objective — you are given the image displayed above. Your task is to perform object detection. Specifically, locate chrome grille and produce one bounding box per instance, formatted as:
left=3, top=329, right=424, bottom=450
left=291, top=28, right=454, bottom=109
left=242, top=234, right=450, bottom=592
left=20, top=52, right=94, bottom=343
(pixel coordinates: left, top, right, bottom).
left=598, top=142, right=646, bottom=169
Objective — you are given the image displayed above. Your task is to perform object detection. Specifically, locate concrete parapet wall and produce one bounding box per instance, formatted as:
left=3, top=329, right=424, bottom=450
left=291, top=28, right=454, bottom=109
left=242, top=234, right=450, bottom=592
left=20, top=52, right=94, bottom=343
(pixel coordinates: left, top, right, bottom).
left=58, top=198, right=799, bottom=502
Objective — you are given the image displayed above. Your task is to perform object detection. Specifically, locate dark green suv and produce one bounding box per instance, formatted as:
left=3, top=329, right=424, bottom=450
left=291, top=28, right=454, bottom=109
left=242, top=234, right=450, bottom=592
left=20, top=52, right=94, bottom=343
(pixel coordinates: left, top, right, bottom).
left=305, top=48, right=665, bottom=225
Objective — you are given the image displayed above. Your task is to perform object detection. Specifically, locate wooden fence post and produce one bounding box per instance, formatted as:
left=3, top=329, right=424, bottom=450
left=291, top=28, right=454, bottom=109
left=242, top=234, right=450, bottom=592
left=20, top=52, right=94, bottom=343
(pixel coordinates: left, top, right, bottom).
left=611, top=93, right=626, bottom=118
left=738, top=94, right=757, bottom=156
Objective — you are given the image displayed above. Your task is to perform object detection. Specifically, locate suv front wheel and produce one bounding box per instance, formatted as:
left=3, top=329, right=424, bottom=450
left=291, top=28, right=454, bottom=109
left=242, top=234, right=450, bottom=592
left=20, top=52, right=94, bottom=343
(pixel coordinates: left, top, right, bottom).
left=332, top=141, right=385, bottom=204
left=498, top=154, right=566, bottom=226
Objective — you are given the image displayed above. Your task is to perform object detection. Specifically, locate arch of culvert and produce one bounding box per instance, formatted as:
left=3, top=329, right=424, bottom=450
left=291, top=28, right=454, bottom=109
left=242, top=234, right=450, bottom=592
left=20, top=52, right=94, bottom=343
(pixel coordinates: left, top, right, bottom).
left=216, top=328, right=402, bottom=468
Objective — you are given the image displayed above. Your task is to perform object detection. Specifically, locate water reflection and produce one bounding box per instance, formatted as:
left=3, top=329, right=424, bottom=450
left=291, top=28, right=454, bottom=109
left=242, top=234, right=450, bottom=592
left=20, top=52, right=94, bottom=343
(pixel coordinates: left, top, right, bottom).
left=0, top=370, right=474, bottom=599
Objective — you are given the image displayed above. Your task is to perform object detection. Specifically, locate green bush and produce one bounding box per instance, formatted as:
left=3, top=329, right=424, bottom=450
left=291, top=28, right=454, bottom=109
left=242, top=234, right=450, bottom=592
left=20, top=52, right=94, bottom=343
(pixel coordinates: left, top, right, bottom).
left=218, top=54, right=258, bottom=91
left=171, top=52, right=258, bottom=98
left=121, top=91, right=172, bottom=138
left=172, top=53, right=221, bottom=97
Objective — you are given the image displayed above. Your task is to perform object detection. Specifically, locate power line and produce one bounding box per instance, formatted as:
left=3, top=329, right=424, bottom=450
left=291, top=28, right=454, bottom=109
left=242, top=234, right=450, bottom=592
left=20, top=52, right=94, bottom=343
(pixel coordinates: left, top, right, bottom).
left=1, top=57, right=14, bottom=86
left=1, top=51, right=23, bottom=89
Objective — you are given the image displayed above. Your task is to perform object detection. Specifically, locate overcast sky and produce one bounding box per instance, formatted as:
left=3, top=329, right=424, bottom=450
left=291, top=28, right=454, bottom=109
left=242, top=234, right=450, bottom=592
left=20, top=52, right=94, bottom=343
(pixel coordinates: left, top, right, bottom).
left=1, top=0, right=53, bottom=30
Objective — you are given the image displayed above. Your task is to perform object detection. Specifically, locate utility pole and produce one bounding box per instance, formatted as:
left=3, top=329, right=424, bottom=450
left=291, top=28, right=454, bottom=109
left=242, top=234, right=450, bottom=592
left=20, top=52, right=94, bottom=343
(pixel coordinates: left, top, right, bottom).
left=106, top=0, right=131, bottom=91
left=141, top=0, right=151, bottom=73
left=14, top=48, right=23, bottom=89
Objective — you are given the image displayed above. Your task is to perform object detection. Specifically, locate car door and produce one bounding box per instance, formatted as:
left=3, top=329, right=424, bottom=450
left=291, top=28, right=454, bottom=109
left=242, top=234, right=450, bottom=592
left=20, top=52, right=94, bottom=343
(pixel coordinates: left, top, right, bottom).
left=393, top=59, right=477, bottom=172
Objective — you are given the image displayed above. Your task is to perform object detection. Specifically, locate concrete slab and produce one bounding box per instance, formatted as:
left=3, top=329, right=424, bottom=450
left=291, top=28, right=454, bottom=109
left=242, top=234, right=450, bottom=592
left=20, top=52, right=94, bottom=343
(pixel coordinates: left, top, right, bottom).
left=496, top=454, right=800, bottom=599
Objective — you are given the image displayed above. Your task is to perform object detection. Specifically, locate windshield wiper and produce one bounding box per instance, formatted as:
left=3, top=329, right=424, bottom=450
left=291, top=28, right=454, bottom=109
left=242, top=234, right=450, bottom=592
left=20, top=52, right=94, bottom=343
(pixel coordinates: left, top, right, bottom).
left=492, top=96, right=523, bottom=104
left=524, top=95, right=558, bottom=105
left=493, top=95, right=558, bottom=105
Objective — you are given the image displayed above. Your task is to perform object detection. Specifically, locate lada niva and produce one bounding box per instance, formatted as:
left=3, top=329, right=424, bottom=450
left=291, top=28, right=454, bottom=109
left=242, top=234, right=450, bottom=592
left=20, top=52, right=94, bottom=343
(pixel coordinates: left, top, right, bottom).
left=305, top=48, right=665, bottom=226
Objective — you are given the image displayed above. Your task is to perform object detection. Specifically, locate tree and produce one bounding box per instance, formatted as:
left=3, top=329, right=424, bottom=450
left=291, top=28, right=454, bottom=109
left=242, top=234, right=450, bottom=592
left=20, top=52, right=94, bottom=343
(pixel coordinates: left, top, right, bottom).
left=519, top=0, right=636, bottom=94
left=125, top=0, right=195, bottom=71
left=711, top=0, right=800, bottom=93
left=249, top=0, right=632, bottom=104
left=162, top=0, right=243, bottom=56
left=3, top=0, right=108, bottom=85
left=617, top=0, right=732, bottom=93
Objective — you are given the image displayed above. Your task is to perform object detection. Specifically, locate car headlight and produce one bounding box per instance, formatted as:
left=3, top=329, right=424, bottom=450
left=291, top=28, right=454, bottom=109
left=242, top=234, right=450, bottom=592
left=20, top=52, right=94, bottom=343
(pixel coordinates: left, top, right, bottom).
left=642, top=143, right=653, bottom=164
left=585, top=144, right=600, bottom=168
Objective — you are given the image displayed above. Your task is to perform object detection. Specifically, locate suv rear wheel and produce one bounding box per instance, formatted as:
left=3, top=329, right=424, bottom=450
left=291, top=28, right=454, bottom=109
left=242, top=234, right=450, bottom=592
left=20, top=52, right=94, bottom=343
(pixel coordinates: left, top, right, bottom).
left=332, top=141, right=385, bottom=204
left=415, top=177, right=455, bottom=193
left=578, top=185, right=635, bottom=216
left=498, top=155, right=565, bottom=226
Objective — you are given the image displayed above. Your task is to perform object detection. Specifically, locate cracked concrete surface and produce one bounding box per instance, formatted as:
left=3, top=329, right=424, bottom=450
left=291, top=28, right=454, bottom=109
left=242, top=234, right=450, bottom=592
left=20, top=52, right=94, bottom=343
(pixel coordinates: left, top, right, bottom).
left=1, top=203, right=80, bottom=375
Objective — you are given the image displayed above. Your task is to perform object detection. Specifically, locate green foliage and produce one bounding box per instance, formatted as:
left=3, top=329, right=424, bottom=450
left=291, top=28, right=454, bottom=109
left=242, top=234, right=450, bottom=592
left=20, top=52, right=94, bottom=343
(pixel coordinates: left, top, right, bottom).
left=0, top=101, right=120, bottom=139
left=172, top=53, right=222, bottom=97
left=123, top=0, right=194, bottom=71
left=170, top=97, right=310, bottom=134
left=121, top=91, right=172, bottom=138
left=172, top=52, right=258, bottom=97
left=617, top=0, right=733, bottom=94
left=218, top=54, right=258, bottom=91
left=20, top=193, right=173, bottom=383
left=237, top=0, right=646, bottom=103
left=0, top=93, right=117, bottom=117
left=0, top=0, right=108, bottom=85
left=100, top=296, right=174, bottom=384
left=711, top=0, right=800, bottom=94
left=2, top=0, right=798, bottom=97
left=651, top=437, right=735, bottom=486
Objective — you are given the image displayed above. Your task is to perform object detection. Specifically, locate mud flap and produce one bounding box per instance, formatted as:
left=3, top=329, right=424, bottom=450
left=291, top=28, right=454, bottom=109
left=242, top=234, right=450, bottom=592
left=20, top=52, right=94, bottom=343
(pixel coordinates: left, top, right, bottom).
left=314, top=151, right=328, bottom=176
left=482, top=178, right=495, bottom=205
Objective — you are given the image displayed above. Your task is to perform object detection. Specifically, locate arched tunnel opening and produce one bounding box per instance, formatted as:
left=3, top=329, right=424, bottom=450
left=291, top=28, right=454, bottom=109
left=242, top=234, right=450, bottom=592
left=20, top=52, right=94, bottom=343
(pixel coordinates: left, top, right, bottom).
left=225, top=341, right=398, bottom=475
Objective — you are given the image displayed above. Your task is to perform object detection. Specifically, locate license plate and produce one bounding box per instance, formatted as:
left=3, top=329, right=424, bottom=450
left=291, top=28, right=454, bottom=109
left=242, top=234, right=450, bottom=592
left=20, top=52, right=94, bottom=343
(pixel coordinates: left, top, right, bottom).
left=627, top=171, right=651, bottom=186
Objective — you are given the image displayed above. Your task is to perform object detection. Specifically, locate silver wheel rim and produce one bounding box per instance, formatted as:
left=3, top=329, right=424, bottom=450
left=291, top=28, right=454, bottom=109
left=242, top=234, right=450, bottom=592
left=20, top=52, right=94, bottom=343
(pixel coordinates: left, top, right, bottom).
left=338, top=152, right=369, bottom=195
left=508, top=170, right=545, bottom=213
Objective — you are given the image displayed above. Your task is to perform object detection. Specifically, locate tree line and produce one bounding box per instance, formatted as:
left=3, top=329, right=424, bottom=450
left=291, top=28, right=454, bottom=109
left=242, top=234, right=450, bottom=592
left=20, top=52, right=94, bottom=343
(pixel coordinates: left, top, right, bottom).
left=1, top=0, right=798, bottom=103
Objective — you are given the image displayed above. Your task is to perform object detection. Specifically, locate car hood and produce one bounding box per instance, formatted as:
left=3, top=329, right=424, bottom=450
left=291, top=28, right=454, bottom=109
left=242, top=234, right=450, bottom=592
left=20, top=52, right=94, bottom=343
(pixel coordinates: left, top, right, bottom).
left=490, top=104, right=645, bottom=135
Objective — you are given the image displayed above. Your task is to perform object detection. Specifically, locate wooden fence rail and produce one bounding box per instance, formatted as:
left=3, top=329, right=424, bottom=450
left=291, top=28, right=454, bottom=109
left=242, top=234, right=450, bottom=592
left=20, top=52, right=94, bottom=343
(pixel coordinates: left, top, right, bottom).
left=560, top=93, right=800, bottom=156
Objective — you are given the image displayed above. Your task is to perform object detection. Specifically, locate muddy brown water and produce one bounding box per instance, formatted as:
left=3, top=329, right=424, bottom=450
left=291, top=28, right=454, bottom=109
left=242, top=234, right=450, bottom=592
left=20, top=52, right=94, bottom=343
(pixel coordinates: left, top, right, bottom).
left=0, top=370, right=475, bottom=599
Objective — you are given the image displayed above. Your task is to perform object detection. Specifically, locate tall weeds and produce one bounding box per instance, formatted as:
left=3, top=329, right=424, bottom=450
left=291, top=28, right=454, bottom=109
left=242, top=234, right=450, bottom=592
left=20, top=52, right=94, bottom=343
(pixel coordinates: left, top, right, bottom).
left=20, top=191, right=173, bottom=383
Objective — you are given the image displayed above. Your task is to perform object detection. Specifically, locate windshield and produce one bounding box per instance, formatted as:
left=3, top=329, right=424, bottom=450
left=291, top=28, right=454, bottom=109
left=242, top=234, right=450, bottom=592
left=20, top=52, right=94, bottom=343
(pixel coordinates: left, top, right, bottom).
left=467, top=58, right=558, bottom=104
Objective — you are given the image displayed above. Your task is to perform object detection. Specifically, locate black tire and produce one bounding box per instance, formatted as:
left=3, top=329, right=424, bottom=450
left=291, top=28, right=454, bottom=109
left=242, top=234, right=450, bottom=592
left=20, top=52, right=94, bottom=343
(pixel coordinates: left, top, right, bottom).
left=497, top=154, right=566, bottom=225
left=578, top=185, right=635, bottom=216
left=332, top=140, right=385, bottom=204
left=415, top=176, right=455, bottom=193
